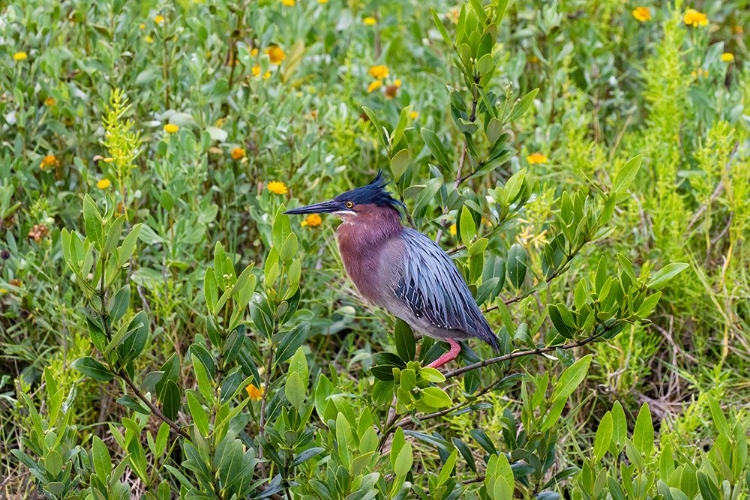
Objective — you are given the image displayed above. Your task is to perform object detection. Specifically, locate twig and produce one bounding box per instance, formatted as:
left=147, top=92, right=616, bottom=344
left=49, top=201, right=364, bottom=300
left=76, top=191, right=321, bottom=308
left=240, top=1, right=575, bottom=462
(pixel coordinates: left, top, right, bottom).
left=120, top=370, right=190, bottom=440
left=444, top=330, right=607, bottom=379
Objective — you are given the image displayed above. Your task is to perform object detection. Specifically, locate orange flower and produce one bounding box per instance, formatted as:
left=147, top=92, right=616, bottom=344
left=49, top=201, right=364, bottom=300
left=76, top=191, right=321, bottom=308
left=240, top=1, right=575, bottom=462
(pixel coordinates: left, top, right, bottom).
left=367, top=80, right=383, bottom=93
left=301, top=214, right=322, bottom=228
left=368, top=65, right=389, bottom=79
left=40, top=155, right=59, bottom=170
left=526, top=152, right=548, bottom=164
left=632, top=7, right=651, bottom=22
left=231, top=147, right=246, bottom=160
left=44, top=97, right=55, bottom=106
left=683, top=9, right=708, bottom=27
left=265, top=46, right=286, bottom=65
left=246, top=384, right=264, bottom=400
left=252, top=65, right=261, bottom=77
left=267, top=181, right=288, bottom=195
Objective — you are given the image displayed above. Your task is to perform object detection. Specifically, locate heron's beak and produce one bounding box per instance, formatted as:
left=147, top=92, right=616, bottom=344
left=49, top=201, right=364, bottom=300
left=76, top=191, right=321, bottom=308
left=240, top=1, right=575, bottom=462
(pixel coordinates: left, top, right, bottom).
left=284, top=199, right=345, bottom=215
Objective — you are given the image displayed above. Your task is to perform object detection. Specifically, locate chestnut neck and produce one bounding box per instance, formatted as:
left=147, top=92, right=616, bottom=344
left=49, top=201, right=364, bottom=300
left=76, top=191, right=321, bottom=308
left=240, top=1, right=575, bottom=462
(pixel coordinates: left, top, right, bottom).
left=335, top=204, right=403, bottom=247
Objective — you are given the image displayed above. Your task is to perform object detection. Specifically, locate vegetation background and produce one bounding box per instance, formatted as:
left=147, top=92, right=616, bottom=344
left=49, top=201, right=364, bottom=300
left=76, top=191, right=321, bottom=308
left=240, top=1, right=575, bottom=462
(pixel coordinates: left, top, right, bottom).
left=0, top=0, right=748, bottom=498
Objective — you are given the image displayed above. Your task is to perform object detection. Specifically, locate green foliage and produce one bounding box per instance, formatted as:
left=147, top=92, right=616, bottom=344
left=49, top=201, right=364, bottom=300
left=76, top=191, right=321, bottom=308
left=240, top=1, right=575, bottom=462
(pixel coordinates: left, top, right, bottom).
left=1, top=0, right=749, bottom=498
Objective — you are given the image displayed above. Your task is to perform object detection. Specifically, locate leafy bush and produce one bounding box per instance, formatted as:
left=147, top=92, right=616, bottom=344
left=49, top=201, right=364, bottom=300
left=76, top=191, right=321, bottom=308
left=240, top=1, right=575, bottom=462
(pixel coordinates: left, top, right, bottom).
left=1, top=0, right=748, bottom=498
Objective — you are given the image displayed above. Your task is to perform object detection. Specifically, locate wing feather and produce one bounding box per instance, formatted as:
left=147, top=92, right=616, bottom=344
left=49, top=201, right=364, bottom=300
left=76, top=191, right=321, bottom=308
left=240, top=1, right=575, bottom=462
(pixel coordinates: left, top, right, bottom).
left=395, top=229, right=499, bottom=349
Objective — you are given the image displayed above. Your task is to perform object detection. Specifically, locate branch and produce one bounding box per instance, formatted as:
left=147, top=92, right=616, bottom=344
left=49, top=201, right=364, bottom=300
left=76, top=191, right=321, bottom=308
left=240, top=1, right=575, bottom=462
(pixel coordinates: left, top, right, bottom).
left=120, top=370, right=190, bottom=440
left=444, top=330, right=606, bottom=379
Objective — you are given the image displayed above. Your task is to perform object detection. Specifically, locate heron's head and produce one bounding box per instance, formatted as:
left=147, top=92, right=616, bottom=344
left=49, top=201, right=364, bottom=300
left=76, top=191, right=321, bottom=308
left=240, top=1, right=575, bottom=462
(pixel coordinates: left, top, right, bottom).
left=284, top=171, right=404, bottom=221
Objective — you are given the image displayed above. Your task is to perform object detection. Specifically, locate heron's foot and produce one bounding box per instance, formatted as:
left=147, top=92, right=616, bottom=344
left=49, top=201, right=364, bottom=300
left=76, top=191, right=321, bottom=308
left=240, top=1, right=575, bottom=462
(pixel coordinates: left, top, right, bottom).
left=426, top=338, right=461, bottom=369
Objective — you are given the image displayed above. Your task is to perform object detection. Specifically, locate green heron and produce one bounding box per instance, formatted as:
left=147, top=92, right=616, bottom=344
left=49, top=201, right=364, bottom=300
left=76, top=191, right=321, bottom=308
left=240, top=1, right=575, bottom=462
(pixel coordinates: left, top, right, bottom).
left=285, top=172, right=499, bottom=368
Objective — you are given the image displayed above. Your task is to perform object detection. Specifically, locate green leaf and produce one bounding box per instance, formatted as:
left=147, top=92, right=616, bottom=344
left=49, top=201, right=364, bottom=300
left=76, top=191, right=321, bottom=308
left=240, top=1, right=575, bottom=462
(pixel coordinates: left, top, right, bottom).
left=288, top=347, right=309, bottom=386
left=83, top=195, right=104, bottom=249
left=161, top=380, right=181, bottom=422
left=460, top=206, right=476, bottom=246
left=421, top=128, right=451, bottom=171
left=611, top=400, right=627, bottom=448
left=647, top=263, right=689, bottom=289
left=285, top=372, right=306, bottom=409
left=280, top=232, right=298, bottom=263
left=421, top=387, right=453, bottom=408
left=394, top=320, right=416, bottom=362
left=633, top=403, right=654, bottom=456
left=390, top=148, right=411, bottom=181
left=635, top=291, right=662, bottom=318
left=594, top=412, right=612, bottom=463
left=103, top=215, right=125, bottom=255
left=551, top=354, right=592, bottom=402
left=613, top=155, right=642, bottom=193
left=706, top=394, right=730, bottom=437
left=204, top=267, right=218, bottom=314
left=118, top=224, right=141, bottom=266
left=187, top=392, right=209, bottom=437
left=72, top=357, right=114, bottom=381
left=394, top=442, right=413, bottom=478
left=506, top=243, right=527, bottom=288
left=109, top=284, right=131, bottom=323
left=431, top=8, right=453, bottom=46
left=92, top=435, right=112, bottom=480
left=506, top=88, right=539, bottom=122
left=391, top=105, right=412, bottom=148
left=437, top=450, right=458, bottom=487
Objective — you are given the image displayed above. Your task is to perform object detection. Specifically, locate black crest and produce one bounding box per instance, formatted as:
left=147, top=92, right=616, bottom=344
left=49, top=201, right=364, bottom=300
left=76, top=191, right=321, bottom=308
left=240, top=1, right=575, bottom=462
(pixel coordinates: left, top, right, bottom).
left=335, top=171, right=405, bottom=211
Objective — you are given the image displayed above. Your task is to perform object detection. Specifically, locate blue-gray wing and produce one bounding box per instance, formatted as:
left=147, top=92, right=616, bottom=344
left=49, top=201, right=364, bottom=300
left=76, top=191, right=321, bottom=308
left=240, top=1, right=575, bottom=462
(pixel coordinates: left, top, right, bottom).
left=395, top=229, right=499, bottom=349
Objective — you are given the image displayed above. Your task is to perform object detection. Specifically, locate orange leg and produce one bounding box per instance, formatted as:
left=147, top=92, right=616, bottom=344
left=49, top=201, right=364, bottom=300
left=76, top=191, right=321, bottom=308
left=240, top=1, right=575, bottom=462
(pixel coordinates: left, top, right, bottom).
left=426, top=338, right=461, bottom=369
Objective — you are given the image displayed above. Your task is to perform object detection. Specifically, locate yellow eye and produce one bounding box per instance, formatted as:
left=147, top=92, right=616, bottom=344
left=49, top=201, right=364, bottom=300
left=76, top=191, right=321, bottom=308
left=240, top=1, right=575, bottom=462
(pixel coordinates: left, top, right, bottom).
left=345, top=201, right=354, bottom=208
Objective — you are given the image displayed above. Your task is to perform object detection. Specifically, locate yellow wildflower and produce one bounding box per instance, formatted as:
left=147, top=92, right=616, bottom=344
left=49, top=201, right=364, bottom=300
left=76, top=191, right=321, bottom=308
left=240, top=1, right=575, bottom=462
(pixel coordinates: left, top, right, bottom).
left=246, top=384, right=264, bottom=401
left=263, top=71, right=271, bottom=80
left=369, top=65, right=389, bottom=79
left=44, top=97, right=55, bottom=106
left=394, top=79, right=402, bottom=87
left=164, top=124, right=179, bottom=133
left=363, top=17, right=377, bottom=26
left=267, top=181, right=288, bottom=195
left=301, top=214, right=322, bottom=228
left=449, top=224, right=457, bottom=235
left=281, top=0, right=295, bottom=6
left=103, top=157, right=115, bottom=163
left=526, top=152, right=548, bottom=164
left=632, top=7, right=651, bottom=22
left=154, top=14, right=165, bottom=24
left=528, top=55, right=540, bottom=64
left=683, top=9, right=708, bottom=27
left=96, top=179, right=111, bottom=189
left=139, top=23, right=145, bottom=30
left=265, top=46, right=286, bottom=65
left=144, top=36, right=154, bottom=43
left=318, top=0, right=328, bottom=3
left=367, top=80, right=383, bottom=93
left=251, top=48, right=259, bottom=56
left=720, top=53, right=734, bottom=63
left=13, top=52, right=28, bottom=61
left=732, top=26, right=743, bottom=34
left=0, top=288, right=7, bottom=295
left=409, top=111, right=419, bottom=120
left=231, top=147, right=246, bottom=160
left=252, top=65, right=261, bottom=77
left=40, top=155, right=59, bottom=170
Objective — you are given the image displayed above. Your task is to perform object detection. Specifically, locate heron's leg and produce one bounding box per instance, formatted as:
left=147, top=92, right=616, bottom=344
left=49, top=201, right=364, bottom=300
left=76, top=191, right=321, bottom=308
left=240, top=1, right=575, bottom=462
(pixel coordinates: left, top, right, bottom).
left=426, top=338, right=461, bottom=369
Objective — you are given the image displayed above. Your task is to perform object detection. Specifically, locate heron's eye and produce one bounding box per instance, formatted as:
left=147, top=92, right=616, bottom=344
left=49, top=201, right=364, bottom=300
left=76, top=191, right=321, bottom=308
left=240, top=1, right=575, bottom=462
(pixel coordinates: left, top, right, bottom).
left=345, top=201, right=354, bottom=209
